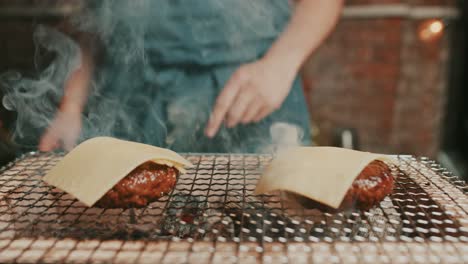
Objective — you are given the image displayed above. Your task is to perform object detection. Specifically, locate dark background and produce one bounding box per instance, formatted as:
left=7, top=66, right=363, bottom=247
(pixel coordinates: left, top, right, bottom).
left=441, top=0, right=468, bottom=180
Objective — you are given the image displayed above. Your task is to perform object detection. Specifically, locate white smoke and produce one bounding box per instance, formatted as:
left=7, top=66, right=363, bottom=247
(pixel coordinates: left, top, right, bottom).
left=0, top=25, right=81, bottom=148
left=260, top=122, right=304, bottom=153
left=0, top=1, right=304, bottom=153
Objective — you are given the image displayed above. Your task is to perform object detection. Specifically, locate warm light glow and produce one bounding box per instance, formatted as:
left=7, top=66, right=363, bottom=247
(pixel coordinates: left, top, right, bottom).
left=418, top=19, right=444, bottom=42
left=429, top=20, right=443, bottom=34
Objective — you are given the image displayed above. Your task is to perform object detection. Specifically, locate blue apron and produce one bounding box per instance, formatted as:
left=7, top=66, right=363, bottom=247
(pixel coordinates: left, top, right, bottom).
left=84, top=0, right=311, bottom=153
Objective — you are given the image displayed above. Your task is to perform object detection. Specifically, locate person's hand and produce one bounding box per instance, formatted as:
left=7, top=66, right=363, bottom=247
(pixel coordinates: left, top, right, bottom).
left=205, top=57, right=297, bottom=138
left=39, top=109, right=82, bottom=151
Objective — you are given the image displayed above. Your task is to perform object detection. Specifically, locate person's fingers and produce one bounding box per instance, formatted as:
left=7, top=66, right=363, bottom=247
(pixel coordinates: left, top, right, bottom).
left=253, top=107, right=271, bottom=123
left=62, top=140, right=76, bottom=152
left=241, top=97, right=263, bottom=124
left=226, top=88, right=255, bottom=128
left=205, top=71, right=244, bottom=137
left=39, top=130, right=60, bottom=152
left=205, top=88, right=240, bottom=137
left=62, top=133, right=79, bottom=151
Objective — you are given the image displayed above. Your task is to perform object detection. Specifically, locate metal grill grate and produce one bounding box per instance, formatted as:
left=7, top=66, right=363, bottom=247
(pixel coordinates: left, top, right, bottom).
left=0, top=153, right=467, bottom=263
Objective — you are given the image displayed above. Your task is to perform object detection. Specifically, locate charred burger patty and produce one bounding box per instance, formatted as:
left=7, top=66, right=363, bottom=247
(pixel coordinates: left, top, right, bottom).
left=95, top=162, right=178, bottom=208
left=297, top=160, right=394, bottom=211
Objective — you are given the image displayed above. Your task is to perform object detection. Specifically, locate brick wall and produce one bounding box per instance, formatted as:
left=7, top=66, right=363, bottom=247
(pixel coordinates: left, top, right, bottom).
left=303, top=0, right=457, bottom=157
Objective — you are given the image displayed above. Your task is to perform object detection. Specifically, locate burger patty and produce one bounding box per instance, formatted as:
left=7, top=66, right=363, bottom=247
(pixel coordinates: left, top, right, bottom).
left=95, top=162, right=178, bottom=208
left=296, top=160, right=394, bottom=211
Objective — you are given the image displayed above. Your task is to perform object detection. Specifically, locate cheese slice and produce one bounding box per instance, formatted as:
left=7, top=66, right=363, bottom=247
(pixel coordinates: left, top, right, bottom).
left=42, top=137, right=192, bottom=207
left=254, top=147, right=396, bottom=209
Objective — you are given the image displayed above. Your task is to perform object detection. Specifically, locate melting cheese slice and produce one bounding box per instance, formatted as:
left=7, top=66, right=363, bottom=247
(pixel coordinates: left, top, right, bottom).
left=42, top=137, right=192, bottom=207
left=254, top=147, right=396, bottom=209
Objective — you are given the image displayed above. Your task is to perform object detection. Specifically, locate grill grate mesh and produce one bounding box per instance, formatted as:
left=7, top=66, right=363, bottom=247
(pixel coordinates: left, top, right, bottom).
left=0, top=152, right=467, bottom=263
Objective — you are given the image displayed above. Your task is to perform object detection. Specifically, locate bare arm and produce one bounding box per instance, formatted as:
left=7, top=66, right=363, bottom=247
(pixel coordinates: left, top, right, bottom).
left=60, top=43, right=93, bottom=114
left=39, top=31, right=94, bottom=151
left=266, top=0, right=344, bottom=74
left=205, top=0, right=343, bottom=137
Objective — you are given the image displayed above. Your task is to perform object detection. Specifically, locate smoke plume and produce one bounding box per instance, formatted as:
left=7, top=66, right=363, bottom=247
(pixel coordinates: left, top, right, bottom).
left=1, top=0, right=307, bottom=153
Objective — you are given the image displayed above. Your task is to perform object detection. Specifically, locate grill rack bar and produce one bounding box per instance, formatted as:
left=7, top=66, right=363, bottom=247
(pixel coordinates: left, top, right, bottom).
left=0, top=152, right=467, bottom=263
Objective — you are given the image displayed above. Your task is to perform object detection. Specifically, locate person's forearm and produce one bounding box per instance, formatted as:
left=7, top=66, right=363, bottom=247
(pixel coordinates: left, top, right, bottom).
left=59, top=44, right=93, bottom=114
left=264, top=0, right=343, bottom=73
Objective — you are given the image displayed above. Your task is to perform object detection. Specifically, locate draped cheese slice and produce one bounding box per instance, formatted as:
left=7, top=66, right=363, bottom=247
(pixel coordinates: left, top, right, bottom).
left=254, top=147, right=396, bottom=209
left=42, top=137, right=192, bottom=207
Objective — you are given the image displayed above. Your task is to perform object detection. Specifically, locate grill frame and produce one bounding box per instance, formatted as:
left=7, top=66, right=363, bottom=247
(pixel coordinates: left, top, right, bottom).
left=0, top=152, right=467, bottom=263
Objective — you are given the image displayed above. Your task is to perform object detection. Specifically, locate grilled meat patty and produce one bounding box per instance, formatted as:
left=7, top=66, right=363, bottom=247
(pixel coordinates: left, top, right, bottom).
left=296, top=160, right=394, bottom=211
left=95, top=162, right=178, bottom=208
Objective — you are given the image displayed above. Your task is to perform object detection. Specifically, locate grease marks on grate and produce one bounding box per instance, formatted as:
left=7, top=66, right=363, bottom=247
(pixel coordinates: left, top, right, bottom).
left=0, top=153, right=467, bottom=249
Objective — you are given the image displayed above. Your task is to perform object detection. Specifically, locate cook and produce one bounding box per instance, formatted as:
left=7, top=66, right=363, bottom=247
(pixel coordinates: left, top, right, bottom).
left=39, top=0, right=343, bottom=153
